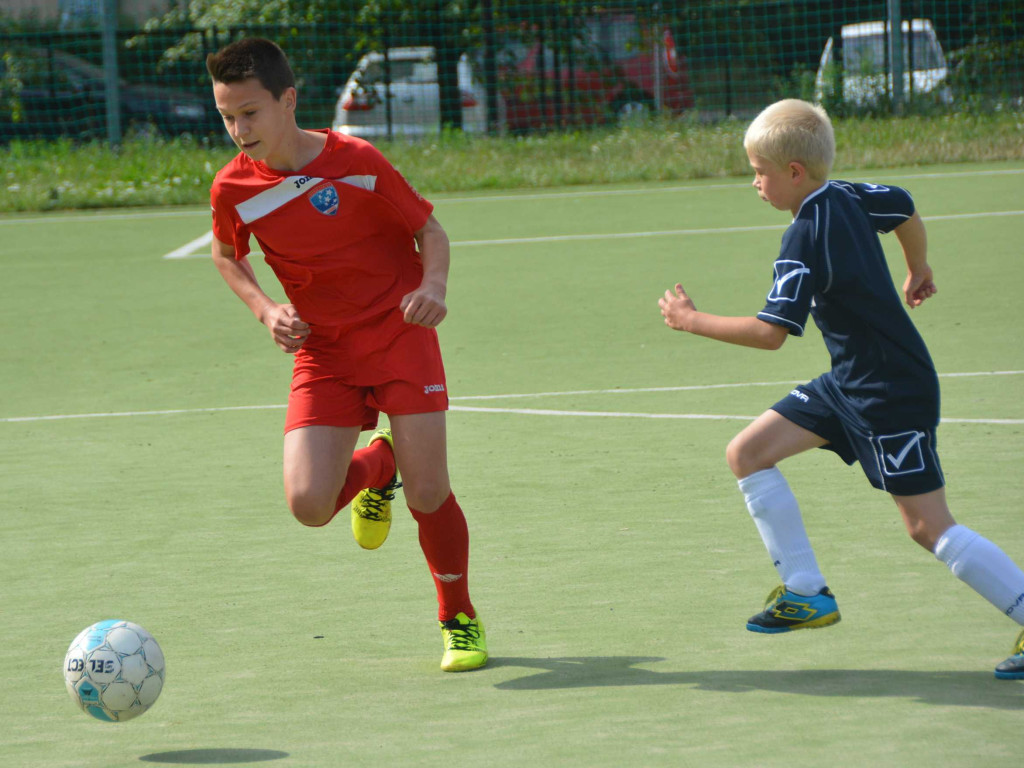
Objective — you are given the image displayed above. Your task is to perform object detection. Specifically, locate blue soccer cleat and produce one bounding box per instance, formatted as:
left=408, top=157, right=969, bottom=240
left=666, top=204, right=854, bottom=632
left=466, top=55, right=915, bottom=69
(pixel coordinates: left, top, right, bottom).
left=994, top=629, right=1024, bottom=680
left=746, top=585, right=841, bottom=634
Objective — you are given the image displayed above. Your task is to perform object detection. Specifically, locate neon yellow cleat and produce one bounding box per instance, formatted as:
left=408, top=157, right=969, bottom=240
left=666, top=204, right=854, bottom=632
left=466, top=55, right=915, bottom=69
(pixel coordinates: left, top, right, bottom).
left=350, top=428, right=400, bottom=550
left=439, top=613, right=488, bottom=672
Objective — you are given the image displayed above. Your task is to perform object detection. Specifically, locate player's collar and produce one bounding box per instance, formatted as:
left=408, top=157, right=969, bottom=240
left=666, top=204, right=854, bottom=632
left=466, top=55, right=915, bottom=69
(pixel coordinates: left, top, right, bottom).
left=793, top=181, right=830, bottom=220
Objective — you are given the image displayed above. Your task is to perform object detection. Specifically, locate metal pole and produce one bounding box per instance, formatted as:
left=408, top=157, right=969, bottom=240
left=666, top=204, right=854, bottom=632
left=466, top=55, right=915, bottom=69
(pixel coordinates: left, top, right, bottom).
left=481, top=0, right=499, bottom=135
left=383, top=23, right=393, bottom=142
left=887, top=0, right=904, bottom=111
left=652, top=3, right=662, bottom=112
left=100, top=0, right=122, bottom=145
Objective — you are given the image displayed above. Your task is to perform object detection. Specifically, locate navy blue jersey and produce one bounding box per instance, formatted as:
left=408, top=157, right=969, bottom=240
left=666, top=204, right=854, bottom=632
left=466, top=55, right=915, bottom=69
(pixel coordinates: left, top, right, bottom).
left=757, top=180, right=939, bottom=426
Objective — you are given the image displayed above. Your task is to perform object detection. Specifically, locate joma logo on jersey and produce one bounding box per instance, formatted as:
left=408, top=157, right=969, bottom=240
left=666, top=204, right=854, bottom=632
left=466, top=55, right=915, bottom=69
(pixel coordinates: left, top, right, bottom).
left=789, top=389, right=809, bottom=403
left=767, top=260, right=811, bottom=303
left=424, top=384, right=445, bottom=394
left=308, top=182, right=339, bottom=216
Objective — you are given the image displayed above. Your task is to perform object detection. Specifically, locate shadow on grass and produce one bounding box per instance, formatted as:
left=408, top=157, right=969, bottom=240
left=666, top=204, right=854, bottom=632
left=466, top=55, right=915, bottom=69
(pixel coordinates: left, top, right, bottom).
left=139, top=749, right=288, bottom=764
left=489, top=656, right=1023, bottom=709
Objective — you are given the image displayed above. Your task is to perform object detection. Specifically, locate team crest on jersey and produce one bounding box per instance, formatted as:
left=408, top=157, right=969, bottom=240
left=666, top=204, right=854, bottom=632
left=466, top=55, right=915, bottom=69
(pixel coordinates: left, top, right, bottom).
left=767, top=260, right=811, bottom=303
left=308, top=182, right=339, bottom=216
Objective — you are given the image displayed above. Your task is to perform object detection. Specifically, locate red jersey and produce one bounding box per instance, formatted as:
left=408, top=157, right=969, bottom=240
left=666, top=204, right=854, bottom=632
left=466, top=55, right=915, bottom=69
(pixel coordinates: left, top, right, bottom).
left=210, top=130, right=434, bottom=326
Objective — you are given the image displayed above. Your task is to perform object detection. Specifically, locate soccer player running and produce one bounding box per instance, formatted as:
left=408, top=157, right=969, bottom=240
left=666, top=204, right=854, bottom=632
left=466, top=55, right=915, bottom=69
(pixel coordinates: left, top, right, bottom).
left=658, top=99, right=1024, bottom=679
left=206, top=38, right=486, bottom=672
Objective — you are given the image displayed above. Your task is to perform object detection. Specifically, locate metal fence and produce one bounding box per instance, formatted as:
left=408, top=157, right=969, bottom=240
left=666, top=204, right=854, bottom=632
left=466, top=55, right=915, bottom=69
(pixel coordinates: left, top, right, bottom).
left=1, top=0, right=1021, bottom=144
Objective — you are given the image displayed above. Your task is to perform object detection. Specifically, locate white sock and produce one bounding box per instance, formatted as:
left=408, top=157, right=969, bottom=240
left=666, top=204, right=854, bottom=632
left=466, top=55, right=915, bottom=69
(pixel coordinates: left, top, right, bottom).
left=738, top=467, right=826, bottom=597
left=934, top=524, right=1024, bottom=626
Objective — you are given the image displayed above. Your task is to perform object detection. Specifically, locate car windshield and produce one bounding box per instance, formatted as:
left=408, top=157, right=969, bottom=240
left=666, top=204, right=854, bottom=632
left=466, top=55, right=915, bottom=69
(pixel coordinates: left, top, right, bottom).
left=6, top=48, right=129, bottom=90
left=843, top=31, right=946, bottom=72
left=583, top=17, right=646, bottom=62
left=361, top=59, right=437, bottom=85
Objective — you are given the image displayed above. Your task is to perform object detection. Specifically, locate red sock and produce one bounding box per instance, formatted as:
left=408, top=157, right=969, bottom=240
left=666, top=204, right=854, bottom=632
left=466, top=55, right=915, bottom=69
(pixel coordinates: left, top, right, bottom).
left=410, top=492, right=474, bottom=622
left=334, top=437, right=396, bottom=513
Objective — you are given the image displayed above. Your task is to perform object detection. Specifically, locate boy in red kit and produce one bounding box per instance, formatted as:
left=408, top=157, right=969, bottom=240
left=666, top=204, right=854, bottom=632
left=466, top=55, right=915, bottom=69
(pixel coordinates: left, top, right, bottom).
left=206, top=38, right=486, bottom=672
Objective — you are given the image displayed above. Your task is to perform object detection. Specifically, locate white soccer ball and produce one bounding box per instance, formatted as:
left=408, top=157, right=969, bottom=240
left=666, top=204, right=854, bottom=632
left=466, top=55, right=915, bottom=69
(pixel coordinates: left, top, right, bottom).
left=63, top=619, right=165, bottom=722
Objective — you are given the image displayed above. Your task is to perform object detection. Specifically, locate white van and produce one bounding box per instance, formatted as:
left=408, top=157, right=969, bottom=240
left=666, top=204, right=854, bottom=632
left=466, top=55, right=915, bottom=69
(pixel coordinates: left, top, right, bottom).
left=333, top=47, right=490, bottom=139
left=815, top=19, right=952, bottom=106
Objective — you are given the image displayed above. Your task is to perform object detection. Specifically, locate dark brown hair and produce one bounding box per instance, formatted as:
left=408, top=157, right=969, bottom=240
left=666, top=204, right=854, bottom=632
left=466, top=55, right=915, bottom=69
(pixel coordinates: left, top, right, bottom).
left=206, top=38, right=295, bottom=99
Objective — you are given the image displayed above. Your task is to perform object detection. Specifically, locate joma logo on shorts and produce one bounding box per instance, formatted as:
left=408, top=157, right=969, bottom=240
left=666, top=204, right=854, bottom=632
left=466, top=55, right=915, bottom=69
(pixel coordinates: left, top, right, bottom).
left=789, top=389, right=809, bottom=403
left=424, top=384, right=446, bottom=394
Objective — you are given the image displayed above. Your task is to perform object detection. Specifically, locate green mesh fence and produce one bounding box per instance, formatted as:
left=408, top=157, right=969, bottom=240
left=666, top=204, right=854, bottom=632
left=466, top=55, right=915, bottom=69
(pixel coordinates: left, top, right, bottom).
left=1, top=1, right=1021, bottom=144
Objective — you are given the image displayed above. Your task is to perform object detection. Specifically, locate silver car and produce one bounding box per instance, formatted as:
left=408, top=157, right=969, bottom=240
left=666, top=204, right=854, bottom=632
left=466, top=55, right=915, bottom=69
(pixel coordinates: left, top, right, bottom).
left=815, top=19, right=953, bottom=106
left=333, top=46, right=490, bottom=139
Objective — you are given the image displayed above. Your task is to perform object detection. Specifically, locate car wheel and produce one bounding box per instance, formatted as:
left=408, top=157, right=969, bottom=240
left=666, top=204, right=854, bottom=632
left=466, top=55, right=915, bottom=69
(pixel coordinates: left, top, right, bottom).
left=125, top=117, right=160, bottom=139
left=613, top=92, right=654, bottom=122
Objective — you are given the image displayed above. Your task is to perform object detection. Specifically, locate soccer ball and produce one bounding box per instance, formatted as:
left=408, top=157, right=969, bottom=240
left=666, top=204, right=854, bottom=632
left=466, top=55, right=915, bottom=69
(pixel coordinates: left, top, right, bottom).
left=63, top=619, right=165, bottom=722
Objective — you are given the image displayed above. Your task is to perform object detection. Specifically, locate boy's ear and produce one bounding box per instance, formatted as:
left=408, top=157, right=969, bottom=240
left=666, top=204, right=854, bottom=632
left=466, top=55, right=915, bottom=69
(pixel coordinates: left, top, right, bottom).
left=788, top=161, right=807, bottom=184
left=282, top=86, right=297, bottom=112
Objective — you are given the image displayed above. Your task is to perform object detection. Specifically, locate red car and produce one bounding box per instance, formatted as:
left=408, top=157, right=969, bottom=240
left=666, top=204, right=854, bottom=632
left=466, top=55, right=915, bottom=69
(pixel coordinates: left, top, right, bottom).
left=498, top=14, right=694, bottom=132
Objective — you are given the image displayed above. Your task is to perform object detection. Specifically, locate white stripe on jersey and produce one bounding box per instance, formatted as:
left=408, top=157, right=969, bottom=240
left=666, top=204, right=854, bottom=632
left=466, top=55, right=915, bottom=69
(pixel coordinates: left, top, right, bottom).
left=757, top=310, right=804, bottom=334
left=339, top=174, right=378, bottom=192
left=234, top=174, right=378, bottom=224
left=822, top=199, right=834, bottom=293
left=830, top=180, right=910, bottom=224
left=236, top=175, right=323, bottom=223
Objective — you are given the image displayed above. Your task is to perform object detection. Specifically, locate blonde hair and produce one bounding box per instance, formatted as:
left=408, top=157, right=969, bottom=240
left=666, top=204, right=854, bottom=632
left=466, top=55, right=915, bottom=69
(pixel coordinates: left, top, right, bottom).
left=743, top=99, right=835, bottom=180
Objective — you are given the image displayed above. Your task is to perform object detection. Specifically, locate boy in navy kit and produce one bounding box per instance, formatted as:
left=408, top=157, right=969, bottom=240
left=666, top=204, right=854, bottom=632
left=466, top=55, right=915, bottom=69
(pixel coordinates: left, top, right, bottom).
left=658, top=99, right=1024, bottom=678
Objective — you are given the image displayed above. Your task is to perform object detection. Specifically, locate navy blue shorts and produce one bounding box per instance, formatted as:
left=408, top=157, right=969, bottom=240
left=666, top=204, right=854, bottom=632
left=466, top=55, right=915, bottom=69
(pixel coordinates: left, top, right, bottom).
left=770, top=374, right=945, bottom=496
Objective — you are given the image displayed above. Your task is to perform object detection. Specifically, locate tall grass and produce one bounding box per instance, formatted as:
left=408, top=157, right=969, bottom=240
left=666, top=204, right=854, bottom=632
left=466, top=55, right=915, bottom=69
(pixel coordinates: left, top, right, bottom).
left=2, top=111, right=1022, bottom=213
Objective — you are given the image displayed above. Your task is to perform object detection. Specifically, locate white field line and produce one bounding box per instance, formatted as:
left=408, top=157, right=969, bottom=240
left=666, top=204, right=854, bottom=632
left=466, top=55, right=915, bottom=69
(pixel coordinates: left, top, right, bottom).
left=3, top=166, right=1022, bottom=229
left=4, top=371, right=1022, bottom=425
left=161, top=208, right=1024, bottom=259
left=0, top=209, right=209, bottom=226
left=448, top=370, right=1024, bottom=401
left=0, top=404, right=288, bottom=423
left=163, top=231, right=214, bottom=260
left=448, top=405, right=1024, bottom=425
left=449, top=210, right=1024, bottom=248
left=437, top=167, right=1024, bottom=204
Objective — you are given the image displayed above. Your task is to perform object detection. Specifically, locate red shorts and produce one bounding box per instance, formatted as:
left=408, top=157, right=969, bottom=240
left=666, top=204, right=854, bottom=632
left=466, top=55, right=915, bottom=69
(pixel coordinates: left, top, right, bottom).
left=285, top=307, right=448, bottom=433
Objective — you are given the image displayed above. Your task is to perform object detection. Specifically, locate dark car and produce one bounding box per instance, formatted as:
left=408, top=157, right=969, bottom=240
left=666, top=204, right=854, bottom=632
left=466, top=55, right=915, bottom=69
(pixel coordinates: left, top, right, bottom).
left=0, top=47, right=219, bottom=141
left=498, top=14, right=695, bottom=132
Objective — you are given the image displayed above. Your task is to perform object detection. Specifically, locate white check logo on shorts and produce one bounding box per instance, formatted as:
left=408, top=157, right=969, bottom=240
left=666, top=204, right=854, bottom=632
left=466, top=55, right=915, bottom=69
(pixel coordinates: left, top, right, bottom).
left=767, top=261, right=811, bottom=303
left=877, top=431, right=927, bottom=476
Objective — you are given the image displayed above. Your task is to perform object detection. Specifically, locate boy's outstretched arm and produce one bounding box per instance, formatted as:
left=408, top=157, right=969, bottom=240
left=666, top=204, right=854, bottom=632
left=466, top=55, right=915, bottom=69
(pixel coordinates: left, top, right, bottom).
left=659, top=283, right=789, bottom=350
left=894, top=211, right=936, bottom=308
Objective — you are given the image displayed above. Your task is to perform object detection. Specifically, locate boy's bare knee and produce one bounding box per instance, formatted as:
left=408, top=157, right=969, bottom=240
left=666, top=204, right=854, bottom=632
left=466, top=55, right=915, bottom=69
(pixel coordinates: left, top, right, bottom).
left=404, top=482, right=451, bottom=514
left=904, top=516, right=954, bottom=553
left=894, top=490, right=955, bottom=554
left=906, top=523, right=938, bottom=552
left=726, top=437, right=757, bottom=479
left=286, top=490, right=335, bottom=527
